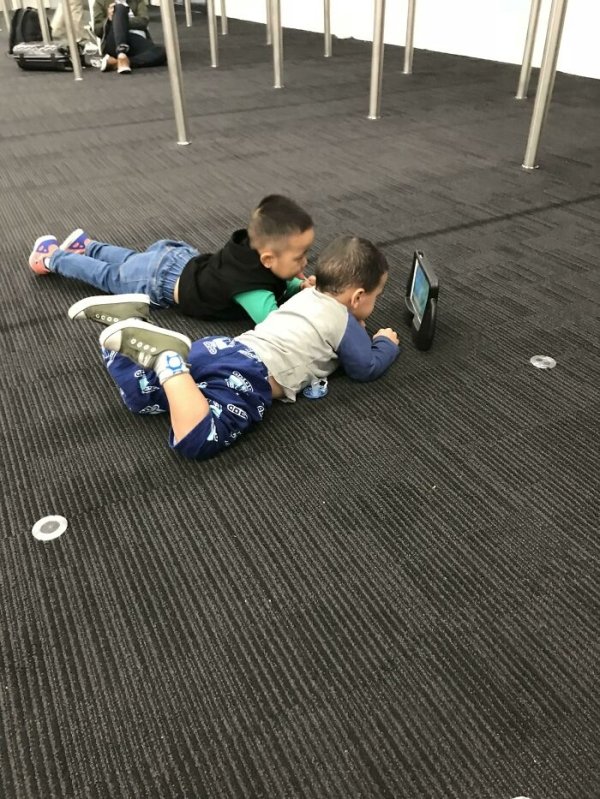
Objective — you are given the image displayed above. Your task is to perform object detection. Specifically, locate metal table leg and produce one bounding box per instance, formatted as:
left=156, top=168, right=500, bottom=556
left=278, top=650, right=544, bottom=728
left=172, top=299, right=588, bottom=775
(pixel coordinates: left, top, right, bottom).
left=1, top=0, right=11, bottom=33
left=265, top=0, right=272, bottom=45
left=184, top=0, right=192, bottom=28
left=516, top=0, right=542, bottom=99
left=61, top=0, right=83, bottom=80
left=160, top=0, right=190, bottom=145
left=368, top=0, right=386, bottom=119
left=324, top=0, right=331, bottom=58
left=522, top=0, right=568, bottom=169
left=207, top=0, right=218, bottom=67
left=36, top=0, right=52, bottom=44
left=403, top=0, right=416, bottom=75
left=271, top=0, right=283, bottom=88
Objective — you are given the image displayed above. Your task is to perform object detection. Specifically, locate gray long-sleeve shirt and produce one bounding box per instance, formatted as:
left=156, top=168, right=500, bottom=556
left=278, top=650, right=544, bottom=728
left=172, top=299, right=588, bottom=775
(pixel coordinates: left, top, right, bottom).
left=237, top=288, right=399, bottom=402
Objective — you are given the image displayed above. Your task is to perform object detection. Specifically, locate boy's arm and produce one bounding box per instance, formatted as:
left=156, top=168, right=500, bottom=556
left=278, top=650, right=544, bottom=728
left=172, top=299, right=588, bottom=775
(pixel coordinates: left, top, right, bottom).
left=233, top=289, right=278, bottom=325
left=336, top=314, right=400, bottom=382
left=284, top=277, right=303, bottom=298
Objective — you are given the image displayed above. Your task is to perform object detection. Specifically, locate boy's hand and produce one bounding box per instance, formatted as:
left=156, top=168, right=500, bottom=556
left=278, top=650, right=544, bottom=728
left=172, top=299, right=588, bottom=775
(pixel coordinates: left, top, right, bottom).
left=300, top=275, right=316, bottom=290
left=374, top=327, right=399, bottom=346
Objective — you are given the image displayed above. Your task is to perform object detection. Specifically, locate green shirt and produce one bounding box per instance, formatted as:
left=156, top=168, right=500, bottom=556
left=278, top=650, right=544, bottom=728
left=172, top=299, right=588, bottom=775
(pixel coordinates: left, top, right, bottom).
left=233, top=278, right=303, bottom=325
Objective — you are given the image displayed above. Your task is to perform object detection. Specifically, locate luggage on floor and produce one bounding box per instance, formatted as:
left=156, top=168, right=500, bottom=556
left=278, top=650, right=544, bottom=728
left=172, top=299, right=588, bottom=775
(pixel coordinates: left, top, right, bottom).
left=12, top=41, right=74, bottom=71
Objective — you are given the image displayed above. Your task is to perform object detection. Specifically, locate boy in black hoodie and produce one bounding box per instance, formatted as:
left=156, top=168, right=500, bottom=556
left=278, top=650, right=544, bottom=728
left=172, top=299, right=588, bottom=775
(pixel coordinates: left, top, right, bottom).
left=28, top=195, right=315, bottom=325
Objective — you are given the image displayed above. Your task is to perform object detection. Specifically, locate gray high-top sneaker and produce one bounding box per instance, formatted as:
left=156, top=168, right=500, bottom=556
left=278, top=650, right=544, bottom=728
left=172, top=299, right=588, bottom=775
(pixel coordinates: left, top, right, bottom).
left=99, top=319, right=191, bottom=370
left=68, top=294, right=151, bottom=326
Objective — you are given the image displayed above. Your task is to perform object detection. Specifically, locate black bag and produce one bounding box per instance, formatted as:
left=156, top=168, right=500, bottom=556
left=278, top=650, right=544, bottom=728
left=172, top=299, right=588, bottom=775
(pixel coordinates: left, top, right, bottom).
left=8, top=7, right=47, bottom=54
left=12, top=42, right=73, bottom=71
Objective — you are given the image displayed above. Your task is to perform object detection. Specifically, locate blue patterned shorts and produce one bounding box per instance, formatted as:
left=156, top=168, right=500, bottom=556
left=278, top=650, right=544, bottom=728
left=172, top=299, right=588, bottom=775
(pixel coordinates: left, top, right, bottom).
left=103, top=336, right=273, bottom=459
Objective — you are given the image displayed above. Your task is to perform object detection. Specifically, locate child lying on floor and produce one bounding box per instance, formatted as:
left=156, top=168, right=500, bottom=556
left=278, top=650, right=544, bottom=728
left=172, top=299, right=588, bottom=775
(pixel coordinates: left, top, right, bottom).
left=67, top=235, right=400, bottom=459
left=29, top=195, right=315, bottom=325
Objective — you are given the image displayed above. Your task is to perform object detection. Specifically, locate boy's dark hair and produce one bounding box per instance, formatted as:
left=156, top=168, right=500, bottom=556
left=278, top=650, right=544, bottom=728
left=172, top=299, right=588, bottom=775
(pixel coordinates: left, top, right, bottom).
left=248, top=195, right=313, bottom=248
left=315, top=236, right=388, bottom=294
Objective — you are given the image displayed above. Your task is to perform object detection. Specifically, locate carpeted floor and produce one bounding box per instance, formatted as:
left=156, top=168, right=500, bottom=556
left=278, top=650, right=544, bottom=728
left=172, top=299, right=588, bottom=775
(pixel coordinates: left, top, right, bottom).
left=1, top=10, right=599, bottom=798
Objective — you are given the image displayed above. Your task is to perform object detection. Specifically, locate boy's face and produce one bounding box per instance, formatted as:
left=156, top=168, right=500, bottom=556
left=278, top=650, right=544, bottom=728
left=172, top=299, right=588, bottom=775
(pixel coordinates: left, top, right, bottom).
left=349, top=272, right=388, bottom=321
left=260, top=228, right=315, bottom=281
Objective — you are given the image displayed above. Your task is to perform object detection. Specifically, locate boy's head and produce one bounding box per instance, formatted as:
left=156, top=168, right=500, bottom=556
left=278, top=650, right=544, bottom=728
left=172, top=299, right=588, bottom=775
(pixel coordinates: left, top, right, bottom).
left=315, top=236, right=389, bottom=321
left=248, top=195, right=314, bottom=280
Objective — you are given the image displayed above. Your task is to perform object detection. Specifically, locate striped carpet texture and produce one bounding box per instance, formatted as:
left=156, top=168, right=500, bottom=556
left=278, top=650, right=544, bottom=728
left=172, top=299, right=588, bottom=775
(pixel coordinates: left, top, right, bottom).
left=1, top=10, right=599, bottom=798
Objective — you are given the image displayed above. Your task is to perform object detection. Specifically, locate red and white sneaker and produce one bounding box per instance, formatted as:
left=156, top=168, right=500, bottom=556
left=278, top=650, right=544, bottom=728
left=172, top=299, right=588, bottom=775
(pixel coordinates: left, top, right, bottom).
left=59, top=228, right=90, bottom=255
left=29, top=235, right=58, bottom=275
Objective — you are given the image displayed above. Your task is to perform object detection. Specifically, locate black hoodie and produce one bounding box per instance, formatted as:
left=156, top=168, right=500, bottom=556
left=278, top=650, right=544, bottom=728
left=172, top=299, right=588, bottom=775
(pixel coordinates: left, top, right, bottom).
left=177, top=229, right=288, bottom=320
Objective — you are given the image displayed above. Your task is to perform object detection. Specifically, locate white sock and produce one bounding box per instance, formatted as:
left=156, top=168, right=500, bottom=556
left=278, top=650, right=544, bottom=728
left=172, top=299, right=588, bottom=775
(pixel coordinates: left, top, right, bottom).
left=155, top=350, right=189, bottom=385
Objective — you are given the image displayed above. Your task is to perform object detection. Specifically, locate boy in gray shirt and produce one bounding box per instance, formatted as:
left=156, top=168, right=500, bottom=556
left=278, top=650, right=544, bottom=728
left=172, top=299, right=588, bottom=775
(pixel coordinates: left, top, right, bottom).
left=67, top=236, right=400, bottom=459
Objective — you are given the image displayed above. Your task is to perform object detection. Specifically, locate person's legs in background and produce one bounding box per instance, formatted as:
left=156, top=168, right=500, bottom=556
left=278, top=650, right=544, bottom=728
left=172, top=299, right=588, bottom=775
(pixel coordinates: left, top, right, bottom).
left=101, top=2, right=132, bottom=73
left=51, top=0, right=89, bottom=43
left=127, top=34, right=167, bottom=69
left=102, top=17, right=166, bottom=70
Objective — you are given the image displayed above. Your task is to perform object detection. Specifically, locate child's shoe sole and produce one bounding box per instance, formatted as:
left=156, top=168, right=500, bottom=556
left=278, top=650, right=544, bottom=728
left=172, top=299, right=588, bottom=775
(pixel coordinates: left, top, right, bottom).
left=29, top=235, right=58, bottom=275
left=68, top=294, right=151, bottom=326
left=60, top=228, right=89, bottom=254
left=99, top=319, right=191, bottom=369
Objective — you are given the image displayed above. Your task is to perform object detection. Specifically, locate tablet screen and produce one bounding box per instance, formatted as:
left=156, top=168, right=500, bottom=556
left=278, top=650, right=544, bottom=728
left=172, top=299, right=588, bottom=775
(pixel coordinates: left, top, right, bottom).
left=410, top=259, right=430, bottom=322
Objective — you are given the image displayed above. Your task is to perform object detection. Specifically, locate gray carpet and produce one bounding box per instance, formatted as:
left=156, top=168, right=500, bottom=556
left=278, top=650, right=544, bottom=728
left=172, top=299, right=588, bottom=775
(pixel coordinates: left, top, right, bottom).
left=1, top=10, right=600, bottom=798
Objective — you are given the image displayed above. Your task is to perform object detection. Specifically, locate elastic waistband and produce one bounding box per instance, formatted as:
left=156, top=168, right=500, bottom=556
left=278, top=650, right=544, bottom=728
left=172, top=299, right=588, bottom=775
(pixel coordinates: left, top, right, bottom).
left=156, top=243, right=198, bottom=306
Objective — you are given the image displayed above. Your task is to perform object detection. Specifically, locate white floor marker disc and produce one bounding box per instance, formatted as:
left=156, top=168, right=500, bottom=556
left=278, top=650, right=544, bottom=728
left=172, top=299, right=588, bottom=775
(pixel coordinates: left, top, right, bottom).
left=530, top=355, right=556, bottom=369
left=32, top=515, right=68, bottom=542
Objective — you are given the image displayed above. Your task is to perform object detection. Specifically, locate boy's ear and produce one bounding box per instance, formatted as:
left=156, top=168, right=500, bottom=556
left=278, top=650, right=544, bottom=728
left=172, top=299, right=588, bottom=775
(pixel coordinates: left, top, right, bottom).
left=350, top=287, right=365, bottom=307
left=259, top=250, right=275, bottom=269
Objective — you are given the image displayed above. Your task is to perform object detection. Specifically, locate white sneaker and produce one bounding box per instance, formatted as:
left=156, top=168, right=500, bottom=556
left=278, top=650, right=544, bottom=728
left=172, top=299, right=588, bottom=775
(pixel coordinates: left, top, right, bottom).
left=100, top=54, right=117, bottom=72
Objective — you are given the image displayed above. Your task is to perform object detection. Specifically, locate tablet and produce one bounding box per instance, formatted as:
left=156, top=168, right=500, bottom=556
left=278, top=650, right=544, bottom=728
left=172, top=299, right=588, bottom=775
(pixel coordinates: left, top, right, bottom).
left=404, top=251, right=439, bottom=350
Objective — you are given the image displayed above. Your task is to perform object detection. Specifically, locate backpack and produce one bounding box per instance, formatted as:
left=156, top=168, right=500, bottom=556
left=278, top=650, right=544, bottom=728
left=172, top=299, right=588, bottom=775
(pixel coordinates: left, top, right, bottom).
left=8, top=7, right=47, bottom=55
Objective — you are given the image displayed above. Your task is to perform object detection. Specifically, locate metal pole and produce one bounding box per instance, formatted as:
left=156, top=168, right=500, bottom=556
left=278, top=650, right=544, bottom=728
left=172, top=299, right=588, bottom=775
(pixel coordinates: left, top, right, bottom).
left=324, top=0, right=331, bottom=58
left=516, top=0, right=542, bottom=99
left=207, top=0, right=218, bottom=67
left=220, top=0, right=227, bottom=34
left=403, top=0, right=415, bottom=75
left=159, top=0, right=190, bottom=145
left=522, top=0, right=568, bottom=170
left=61, top=0, right=83, bottom=80
left=271, top=0, right=283, bottom=88
left=35, top=0, right=51, bottom=45
left=2, top=0, right=12, bottom=32
left=368, top=0, right=386, bottom=119
left=265, top=0, right=272, bottom=45
left=184, top=0, right=192, bottom=28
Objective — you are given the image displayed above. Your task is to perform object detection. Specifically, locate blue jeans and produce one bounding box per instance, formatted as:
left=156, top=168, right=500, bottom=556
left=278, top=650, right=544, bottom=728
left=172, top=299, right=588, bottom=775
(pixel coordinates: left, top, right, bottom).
left=49, top=239, right=199, bottom=307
